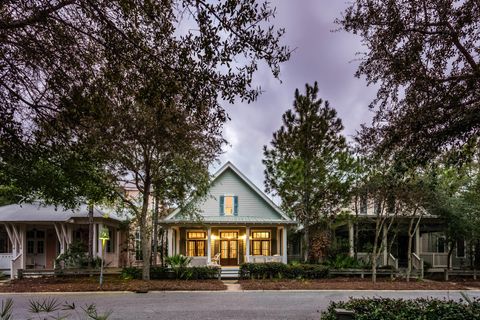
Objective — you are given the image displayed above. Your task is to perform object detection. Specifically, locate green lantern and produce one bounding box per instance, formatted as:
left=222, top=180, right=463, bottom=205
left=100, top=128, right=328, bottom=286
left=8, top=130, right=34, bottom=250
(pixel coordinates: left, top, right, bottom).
left=99, top=227, right=110, bottom=246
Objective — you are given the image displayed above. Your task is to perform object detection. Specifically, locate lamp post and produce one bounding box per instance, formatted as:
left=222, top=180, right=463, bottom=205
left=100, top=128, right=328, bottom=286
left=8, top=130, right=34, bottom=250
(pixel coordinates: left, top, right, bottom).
left=99, top=227, right=110, bottom=288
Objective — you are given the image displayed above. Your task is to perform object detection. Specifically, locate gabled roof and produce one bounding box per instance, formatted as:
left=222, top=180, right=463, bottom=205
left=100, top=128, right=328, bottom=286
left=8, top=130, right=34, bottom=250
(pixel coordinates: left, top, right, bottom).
left=0, top=202, right=124, bottom=222
left=163, top=161, right=294, bottom=224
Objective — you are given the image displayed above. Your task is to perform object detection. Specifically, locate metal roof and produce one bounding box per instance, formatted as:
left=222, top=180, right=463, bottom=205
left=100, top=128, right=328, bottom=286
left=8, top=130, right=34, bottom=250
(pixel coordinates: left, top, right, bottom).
left=162, top=215, right=296, bottom=225
left=0, top=202, right=125, bottom=222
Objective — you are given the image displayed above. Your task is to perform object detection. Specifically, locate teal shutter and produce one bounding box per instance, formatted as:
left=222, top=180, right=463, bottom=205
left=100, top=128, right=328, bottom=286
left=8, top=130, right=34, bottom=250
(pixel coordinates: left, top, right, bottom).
left=219, top=195, right=225, bottom=216
left=233, top=196, right=238, bottom=216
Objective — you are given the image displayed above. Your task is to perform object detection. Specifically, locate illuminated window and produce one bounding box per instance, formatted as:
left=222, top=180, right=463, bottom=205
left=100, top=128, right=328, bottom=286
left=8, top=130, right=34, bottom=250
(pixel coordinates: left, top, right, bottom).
left=225, top=196, right=233, bottom=216
left=220, top=232, right=238, bottom=239
left=252, top=232, right=270, bottom=239
left=251, top=231, right=271, bottom=256
left=187, top=231, right=206, bottom=257
left=220, top=195, right=238, bottom=216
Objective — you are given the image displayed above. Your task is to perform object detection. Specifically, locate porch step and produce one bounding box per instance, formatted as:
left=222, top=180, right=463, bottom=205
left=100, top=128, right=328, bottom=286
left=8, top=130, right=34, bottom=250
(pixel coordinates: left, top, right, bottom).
left=221, top=267, right=240, bottom=279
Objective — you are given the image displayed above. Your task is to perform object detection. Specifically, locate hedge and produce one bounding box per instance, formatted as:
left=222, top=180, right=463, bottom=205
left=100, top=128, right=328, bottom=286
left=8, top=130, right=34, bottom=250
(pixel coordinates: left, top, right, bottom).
left=121, top=266, right=220, bottom=280
left=239, top=262, right=329, bottom=279
left=321, top=297, right=480, bottom=320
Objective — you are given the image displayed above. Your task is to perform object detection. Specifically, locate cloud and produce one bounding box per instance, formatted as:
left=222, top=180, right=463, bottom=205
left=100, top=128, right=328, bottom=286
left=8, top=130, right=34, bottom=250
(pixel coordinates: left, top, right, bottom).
left=212, top=1, right=377, bottom=197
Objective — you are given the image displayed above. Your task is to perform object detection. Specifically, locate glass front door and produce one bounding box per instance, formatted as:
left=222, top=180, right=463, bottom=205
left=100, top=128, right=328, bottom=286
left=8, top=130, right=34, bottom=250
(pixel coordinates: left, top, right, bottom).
left=26, top=229, right=46, bottom=269
left=219, top=231, right=238, bottom=266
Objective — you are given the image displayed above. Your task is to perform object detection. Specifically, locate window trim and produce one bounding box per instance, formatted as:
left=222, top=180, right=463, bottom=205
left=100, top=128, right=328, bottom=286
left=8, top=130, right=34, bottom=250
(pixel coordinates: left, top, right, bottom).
left=186, top=229, right=207, bottom=257
left=250, top=229, right=271, bottom=256
left=223, top=194, right=235, bottom=216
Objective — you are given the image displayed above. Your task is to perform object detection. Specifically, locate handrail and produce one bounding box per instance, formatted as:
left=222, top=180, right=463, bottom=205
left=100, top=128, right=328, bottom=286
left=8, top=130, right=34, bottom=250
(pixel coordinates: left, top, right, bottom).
left=388, top=253, right=398, bottom=269
left=10, top=252, right=22, bottom=279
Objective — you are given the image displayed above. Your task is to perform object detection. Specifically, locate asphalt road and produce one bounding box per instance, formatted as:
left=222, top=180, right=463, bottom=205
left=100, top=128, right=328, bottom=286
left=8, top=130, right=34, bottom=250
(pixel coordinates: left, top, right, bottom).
left=3, top=290, right=480, bottom=320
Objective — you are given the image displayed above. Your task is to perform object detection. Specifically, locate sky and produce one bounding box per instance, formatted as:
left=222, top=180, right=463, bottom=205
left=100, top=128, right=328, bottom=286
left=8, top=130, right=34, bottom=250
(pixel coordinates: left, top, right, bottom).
left=213, top=1, right=378, bottom=194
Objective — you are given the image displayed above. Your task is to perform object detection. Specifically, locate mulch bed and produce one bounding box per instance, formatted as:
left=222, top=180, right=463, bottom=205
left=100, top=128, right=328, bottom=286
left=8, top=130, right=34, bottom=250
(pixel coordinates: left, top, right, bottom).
left=239, top=277, right=479, bottom=290
left=0, top=275, right=226, bottom=292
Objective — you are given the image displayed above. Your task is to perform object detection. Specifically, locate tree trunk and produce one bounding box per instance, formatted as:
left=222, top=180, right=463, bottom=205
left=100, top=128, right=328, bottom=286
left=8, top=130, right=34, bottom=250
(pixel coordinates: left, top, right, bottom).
left=447, top=241, right=455, bottom=270
left=303, top=226, right=309, bottom=263
left=371, top=220, right=380, bottom=284
left=88, top=203, right=94, bottom=267
left=406, top=218, right=414, bottom=282
left=152, top=195, right=159, bottom=266
left=140, top=172, right=152, bottom=281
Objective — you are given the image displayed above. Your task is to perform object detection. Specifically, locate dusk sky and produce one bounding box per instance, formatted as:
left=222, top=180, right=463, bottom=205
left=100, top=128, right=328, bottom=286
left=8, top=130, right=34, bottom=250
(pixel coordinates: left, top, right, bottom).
left=214, top=1, right=378, bottom=194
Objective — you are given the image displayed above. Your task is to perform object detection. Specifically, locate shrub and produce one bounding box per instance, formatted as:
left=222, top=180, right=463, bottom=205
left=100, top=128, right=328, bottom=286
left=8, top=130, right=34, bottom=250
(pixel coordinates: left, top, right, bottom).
left=322, top=254, right=371, bottom=269
left=240, top=263, right=329, bottom=279
left=121, top=265, right=220, bottom=280
left=320, top=297, right=480, bottom=320
left=121, top=267, right=142, bottom=280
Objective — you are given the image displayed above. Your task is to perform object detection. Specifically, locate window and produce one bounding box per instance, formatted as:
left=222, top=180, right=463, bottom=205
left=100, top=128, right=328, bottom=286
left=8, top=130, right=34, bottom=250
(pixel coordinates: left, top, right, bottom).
left=187, top=231, right=206, bottom=257
left=220, top=232, right=237, bottom=239
left=437, top=237, right=446, bottom=253
left=219, top=195, right=238, bottom=216
left=251, top=231, right=271, bottom=256
left=0, top=230, right=12, bottom=253
left=106, top=227, right=115, bottom=253
left=135, top=228, right=142, bottom=261
left=360, top=193, right=368, bottom=214
left=456, top=239, right=465, bottom=258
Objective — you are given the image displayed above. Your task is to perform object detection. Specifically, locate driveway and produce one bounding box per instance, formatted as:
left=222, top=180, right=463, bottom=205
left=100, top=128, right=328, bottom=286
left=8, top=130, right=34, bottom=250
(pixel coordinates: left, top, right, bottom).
left=3, top=290, right=480, bottom=320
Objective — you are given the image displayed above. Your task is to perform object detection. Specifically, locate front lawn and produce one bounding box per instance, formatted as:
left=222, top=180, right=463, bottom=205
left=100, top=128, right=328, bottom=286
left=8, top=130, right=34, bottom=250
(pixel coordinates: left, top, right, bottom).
left=0, top=275, right=226, bottom=292
left=239, top=278, right=477, bottom=290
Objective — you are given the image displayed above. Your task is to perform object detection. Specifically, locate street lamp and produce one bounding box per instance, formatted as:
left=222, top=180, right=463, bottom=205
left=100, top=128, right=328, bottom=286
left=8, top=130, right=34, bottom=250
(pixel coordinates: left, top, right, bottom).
left=99, top=227, right=110, bottom=288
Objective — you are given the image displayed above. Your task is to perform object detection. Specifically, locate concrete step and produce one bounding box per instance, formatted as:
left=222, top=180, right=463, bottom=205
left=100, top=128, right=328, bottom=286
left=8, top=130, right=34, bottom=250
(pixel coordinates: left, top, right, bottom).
left=221, top=268, right=239, bottom=279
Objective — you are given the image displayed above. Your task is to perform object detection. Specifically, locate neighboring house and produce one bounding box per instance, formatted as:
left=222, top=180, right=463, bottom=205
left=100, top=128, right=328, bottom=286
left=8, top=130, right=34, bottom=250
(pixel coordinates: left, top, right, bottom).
left=333, top=199, right=476, bottom=271
left=160, top=162, right=296, bottom=266
left=0, top=203, right=126, bottom=279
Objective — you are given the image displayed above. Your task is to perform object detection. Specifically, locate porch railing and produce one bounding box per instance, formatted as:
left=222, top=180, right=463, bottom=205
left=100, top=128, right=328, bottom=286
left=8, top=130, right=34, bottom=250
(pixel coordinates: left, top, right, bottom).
left=0, top=253, right=13, bottom=270
left=250, top=255, right=282, bottom=263
left=420, top=252, right=449, bottom=268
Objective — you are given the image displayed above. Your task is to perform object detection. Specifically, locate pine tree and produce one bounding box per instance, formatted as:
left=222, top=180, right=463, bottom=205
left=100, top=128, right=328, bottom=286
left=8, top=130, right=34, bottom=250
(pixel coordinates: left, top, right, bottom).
left=263, top=82, right=354, bottom=261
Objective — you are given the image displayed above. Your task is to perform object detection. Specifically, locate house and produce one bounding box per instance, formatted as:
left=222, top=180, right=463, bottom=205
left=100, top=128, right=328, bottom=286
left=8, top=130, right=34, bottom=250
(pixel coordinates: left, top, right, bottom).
left=160, top=162, right=296, bottom=266
left=0, top=202, right=126, bottom=279
left=332, top=200, right=477, bottom=271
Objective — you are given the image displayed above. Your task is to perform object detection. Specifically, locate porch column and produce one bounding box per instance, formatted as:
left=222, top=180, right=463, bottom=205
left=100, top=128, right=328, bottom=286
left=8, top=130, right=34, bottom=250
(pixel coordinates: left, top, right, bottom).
left=92, top=223, right=97, bottom=257
left=245, top=227, right=250, bottom=263
left=415, top=226, right=420, bottom=255
left=167, top=228, right=174, bottom=257
left=97, top=223, right=103, bottom=259
left=175, top=227, right=181, bottom=255
left=207, top=227, right=212, bottom=264
left=115, top=229, right=121, bottom=267
left=382, top=224, right=388, bottom=266
left=348, top=220, right=354, bottom=257
left=282, top=227, right=288, bottom=264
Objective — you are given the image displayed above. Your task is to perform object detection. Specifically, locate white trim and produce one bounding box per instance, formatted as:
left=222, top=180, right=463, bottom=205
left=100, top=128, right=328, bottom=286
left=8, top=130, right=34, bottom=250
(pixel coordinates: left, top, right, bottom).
left=164, top=162, right=293, bottom=222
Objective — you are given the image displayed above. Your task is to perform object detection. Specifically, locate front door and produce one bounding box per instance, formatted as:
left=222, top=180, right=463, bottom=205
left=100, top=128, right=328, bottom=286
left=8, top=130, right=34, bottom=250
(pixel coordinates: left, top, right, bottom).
left=26, top=229, right=46, bottom=269
left=219, top=231, right=238, bottom=266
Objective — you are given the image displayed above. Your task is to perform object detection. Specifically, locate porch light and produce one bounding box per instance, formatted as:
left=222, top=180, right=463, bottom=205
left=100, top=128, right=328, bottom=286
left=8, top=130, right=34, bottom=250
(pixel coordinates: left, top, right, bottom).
left=99, top=227, right=110, bottom=245
left=211, top=235, right=217, bottom=240
left=99, top=227, right=110, bottom=288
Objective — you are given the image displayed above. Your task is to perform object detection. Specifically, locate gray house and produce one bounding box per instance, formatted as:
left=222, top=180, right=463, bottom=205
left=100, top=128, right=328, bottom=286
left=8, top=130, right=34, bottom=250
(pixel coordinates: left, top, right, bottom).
left=160, top=162, right=296, bottom=266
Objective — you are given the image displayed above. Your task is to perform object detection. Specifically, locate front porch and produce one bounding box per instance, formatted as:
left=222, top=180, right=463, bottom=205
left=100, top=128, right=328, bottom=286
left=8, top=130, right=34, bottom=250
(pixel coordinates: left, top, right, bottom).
left=165, top=225, right=288, bottom=267
left=0, top=221, right=122, bottom=279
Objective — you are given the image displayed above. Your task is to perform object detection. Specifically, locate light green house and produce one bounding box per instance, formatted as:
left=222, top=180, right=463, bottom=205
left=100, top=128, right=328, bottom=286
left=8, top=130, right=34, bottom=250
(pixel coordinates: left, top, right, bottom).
left=161, top=162, right=296, bottom=266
